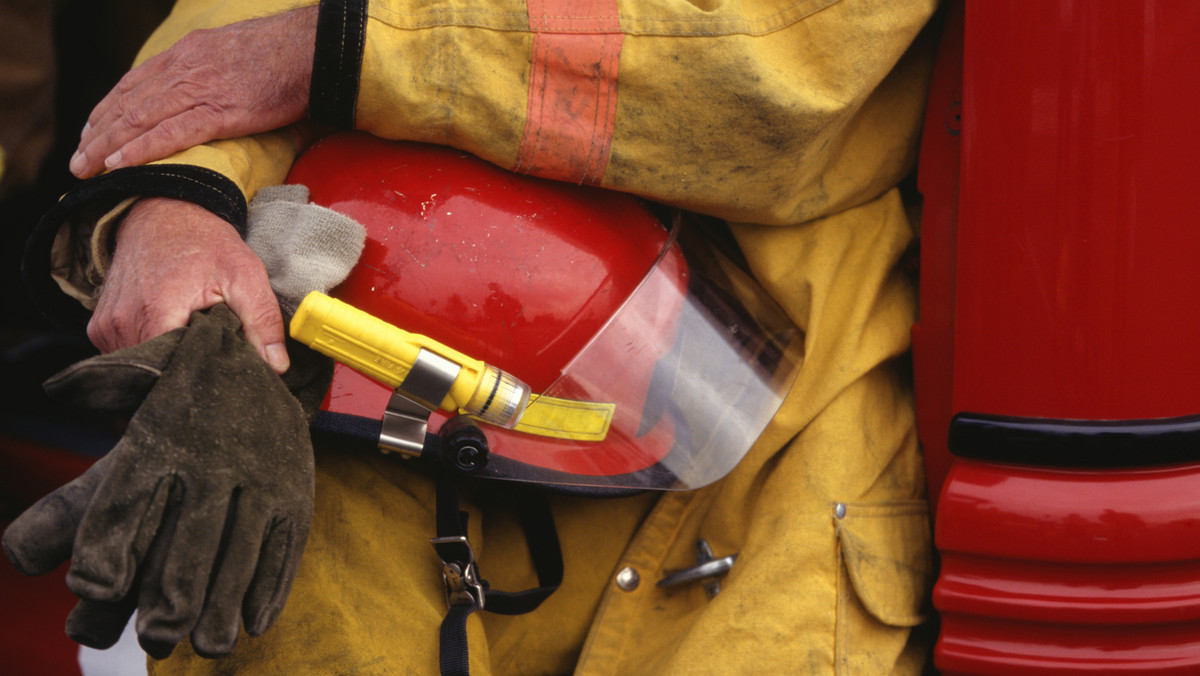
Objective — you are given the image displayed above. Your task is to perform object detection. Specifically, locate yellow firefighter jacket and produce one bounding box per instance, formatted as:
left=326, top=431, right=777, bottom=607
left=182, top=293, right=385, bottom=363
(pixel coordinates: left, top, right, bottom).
left=46, top=0, right=941, bottom=673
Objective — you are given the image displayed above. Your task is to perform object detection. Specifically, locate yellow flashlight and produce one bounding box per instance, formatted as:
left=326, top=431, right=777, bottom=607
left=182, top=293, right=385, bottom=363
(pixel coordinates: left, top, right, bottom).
left=290, top=291, right=530, bottom=428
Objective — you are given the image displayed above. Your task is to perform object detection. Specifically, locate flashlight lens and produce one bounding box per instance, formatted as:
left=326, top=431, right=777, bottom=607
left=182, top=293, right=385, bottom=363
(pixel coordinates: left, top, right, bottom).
left=466, top=366, right=530, bottom=428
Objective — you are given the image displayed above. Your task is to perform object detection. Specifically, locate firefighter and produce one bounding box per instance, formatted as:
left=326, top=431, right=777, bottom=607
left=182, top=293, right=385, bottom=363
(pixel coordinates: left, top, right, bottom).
left=8, top=1, right=939, bottom=673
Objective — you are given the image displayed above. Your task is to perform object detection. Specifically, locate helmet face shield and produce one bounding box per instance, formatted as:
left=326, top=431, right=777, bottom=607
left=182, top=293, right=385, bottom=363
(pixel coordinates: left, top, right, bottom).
left=461, top=220, right=803, bottom=489
left=290, top=133, right=802, bottom=490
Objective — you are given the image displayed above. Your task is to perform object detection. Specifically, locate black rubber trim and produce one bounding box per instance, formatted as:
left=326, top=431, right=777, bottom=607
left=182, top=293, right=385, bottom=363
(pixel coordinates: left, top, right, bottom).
left=21, top=164, right=248, bottom=331
left=311, top=410, right=655, bottom=496
left=949, top=411, right=1200, bottom=468
left=309, top=0, right=367, bottom=128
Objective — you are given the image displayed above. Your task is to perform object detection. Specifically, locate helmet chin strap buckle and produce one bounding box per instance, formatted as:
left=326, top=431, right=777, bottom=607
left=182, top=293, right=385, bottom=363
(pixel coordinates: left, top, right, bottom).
left=432, top=535, right=486, bottom=610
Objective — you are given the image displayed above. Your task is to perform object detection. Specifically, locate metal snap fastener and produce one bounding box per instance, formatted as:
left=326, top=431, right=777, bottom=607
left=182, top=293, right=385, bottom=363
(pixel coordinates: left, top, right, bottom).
left=615, top=566, right=640, bottom=591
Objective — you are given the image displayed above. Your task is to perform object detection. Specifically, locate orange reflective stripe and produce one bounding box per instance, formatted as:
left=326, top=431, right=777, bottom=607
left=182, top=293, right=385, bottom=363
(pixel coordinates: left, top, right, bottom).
left=515, top=0, right=623, bottom=184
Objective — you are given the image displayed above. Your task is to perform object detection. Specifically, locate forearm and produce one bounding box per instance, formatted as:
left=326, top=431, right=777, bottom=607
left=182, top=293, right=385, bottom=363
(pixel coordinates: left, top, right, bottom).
left=34, top=3, right=320, bottom=330
left=74, top=1, right=320, bottom=195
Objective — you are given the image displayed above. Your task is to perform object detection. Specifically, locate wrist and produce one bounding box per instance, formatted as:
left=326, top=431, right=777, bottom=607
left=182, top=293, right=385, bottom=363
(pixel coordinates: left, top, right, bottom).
left=115, top=197, right=238, bottom=249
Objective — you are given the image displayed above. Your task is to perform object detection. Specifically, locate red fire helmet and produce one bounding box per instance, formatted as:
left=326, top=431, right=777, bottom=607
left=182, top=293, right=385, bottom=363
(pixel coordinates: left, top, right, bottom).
left=286, top=132, right=802, bottom=490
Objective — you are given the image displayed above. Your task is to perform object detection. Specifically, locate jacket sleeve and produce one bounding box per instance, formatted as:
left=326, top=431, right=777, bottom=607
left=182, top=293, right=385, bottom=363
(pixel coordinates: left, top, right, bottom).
left=29, top=0, right=937, bottom=328
left=309, top=0, right=938, bottom=226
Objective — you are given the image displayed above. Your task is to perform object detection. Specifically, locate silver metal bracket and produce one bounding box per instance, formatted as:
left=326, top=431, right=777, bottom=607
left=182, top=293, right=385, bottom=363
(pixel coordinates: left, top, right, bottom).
left=656, top=539, right=738, bottom=598
left=379, top=393, right=433, bottom=457
left=378, top=349, right=461, bottom=457
left=398, top=349, right=461, bottom=411
left=432, top=535, right=486, bottom=610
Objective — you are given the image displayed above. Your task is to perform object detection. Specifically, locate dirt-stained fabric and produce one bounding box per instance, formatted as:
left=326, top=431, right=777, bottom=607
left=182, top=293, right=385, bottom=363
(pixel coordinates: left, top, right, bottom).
left=43, top=0, right=941, bottom=673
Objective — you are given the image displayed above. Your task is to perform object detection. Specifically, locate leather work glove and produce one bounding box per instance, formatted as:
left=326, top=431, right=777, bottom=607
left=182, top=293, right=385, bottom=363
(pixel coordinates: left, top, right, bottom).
left=2, top=304, right=329, bottom=659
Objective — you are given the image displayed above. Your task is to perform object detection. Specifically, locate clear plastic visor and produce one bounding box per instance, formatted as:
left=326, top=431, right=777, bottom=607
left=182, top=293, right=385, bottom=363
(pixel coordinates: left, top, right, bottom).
left=470, top=215, right=804, bottom=490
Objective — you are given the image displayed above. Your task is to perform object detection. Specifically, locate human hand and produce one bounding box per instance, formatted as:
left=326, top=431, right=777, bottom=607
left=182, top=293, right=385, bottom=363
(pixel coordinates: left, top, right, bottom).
left=90, top=196, right=290, bottom=373
left=3, top=305, right=317, bottom=658
left=69, top=7, right=318, bottom=179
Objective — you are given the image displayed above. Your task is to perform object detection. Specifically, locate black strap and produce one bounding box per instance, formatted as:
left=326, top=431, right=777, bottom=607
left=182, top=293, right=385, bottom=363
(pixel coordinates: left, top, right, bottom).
left=309, top=0, right=367, bottom=128
left=438, top=604, right=475, bottom=676
left=484, top=489, right=562, bottom=615
left=433, top=473, right=563, bottom=676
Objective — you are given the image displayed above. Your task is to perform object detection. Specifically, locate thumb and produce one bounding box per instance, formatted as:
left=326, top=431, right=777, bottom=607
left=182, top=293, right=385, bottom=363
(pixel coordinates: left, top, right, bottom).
left=224, top=274, right=290, bottom=375
left=3, top=457, right=109, bottom=576
left=43, top=327, right=186, bottom=411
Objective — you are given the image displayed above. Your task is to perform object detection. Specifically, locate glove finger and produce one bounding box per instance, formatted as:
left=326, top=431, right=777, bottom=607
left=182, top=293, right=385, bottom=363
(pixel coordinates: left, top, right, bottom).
left=135, top=486, right=230, bottom=655
left=65, top=593, right=138, bottom=650
left=190, top=500, right=281, bottom=657
left=68, top=468, right=173, bottom=601
left=130, top=480, right=207, bottom=661
left=2, top=456, right=108, bottom=576
left=43, top=327, right=185, bottom=412
left=243, top=510, right=309, bottom=636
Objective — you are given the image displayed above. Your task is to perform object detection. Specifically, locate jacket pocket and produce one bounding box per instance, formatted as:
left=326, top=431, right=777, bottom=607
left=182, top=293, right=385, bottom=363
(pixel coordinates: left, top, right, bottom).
left=834, top=500, right=933, bottom=674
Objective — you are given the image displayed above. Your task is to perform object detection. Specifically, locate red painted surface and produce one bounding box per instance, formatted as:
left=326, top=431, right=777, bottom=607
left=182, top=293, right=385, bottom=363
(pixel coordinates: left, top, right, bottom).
left=937, top=461, right=1200, bottom=567
left=934, top=460, right=1200, bottom=674
left=0, top=437, right=95, bottom=676
left=916, top=2, right=1200, bottom=673
left=954, top=1, right=1200, bottom=421
left=937, top=613, right=1200, bottom=676
left=0, top=551, right=81, bottom=676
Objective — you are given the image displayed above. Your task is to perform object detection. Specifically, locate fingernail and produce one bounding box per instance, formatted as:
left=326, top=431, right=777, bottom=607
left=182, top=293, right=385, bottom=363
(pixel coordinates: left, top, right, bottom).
left=69, top=151, right=85, bottom=175
left=104, top=150, right=122, bottom=170
left=80, top=121, right=91, bottom=138
left=265, top=343, right=290, bottom=373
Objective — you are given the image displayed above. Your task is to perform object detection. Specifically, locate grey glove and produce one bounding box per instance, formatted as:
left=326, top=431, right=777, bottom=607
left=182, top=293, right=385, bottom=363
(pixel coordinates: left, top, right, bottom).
left=245, top=183, right=365, bottom=315
left=2, top=304, right=325, bottom=659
